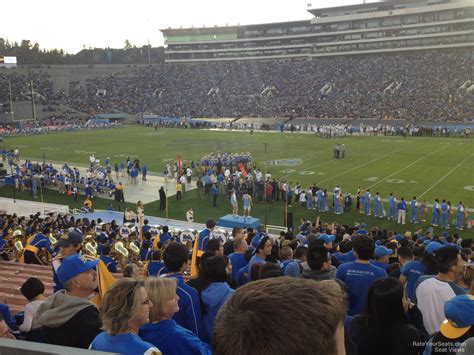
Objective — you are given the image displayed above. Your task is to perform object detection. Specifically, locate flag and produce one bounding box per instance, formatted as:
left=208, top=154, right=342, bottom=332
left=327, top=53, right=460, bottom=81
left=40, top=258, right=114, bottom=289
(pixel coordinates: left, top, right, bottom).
left=90, top=259, right=116, bottom=307
left=176, top=154, right=183, bottom=175
left=238, top=163, right=248, bottom=177
left=190, top=237, right=204, bottom=278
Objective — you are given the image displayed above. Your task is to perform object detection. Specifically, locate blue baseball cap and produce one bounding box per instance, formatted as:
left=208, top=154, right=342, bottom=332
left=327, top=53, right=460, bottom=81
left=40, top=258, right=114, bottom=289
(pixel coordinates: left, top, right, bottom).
left=318, top=234, right=335, bottom=244
left=357, top=229, right=368, bottom=235
left=57, top=253, right=99, bottom=284
left=58, top=230, right=83, bottom=247
left=374, top=246, right=393, bottom=259
left=250, top=233, right=267, bottom=251
left=440, top=295, right=474, bottom=339
left=426, top=241, right=443, bottom=255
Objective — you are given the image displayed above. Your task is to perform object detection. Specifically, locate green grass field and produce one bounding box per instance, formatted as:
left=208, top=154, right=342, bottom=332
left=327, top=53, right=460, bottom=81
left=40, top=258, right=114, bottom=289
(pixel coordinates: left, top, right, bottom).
left=2, top=126, right=473, bottom=237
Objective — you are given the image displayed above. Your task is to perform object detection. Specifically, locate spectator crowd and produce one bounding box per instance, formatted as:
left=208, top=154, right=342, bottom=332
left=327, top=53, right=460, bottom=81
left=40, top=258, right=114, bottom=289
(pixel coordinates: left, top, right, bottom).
left=0, top=200, right=473, bottom=354
left=1, top=49, right=472, bottom=122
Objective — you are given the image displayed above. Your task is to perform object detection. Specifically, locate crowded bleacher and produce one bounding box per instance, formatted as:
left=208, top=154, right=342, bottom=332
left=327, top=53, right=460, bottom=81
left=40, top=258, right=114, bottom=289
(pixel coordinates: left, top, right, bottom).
left=1, top=50, right=472, bottom=123
left=0, top=192, right=472, bottom=354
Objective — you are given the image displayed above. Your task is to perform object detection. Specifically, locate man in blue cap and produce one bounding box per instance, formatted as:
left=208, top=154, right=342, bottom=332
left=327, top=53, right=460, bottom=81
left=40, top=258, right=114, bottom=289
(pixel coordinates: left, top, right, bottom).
left=33, top=253, right=102, bottom=349
left=426, top=294, right=474, bottom=354
left=52, top=230, right=84, bottom=292
left=370, top=245, right=393, bottom=271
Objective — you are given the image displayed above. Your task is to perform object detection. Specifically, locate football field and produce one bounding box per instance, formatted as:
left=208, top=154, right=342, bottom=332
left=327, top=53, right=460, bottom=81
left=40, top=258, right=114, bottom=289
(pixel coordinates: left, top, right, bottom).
left=4, top=126, right=473, bottom=208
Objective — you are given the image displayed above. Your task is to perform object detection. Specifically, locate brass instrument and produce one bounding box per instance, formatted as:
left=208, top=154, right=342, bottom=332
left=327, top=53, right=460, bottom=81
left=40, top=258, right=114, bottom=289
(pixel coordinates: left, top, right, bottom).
left=83, top=234, right=98, bottom=257
left=3, top=227, right=24, bottom=261
left=113, top=240, right=129, bottom=270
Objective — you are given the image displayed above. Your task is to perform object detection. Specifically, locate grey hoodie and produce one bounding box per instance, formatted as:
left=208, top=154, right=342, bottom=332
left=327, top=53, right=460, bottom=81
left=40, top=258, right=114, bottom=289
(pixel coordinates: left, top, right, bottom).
left=33, top=290, right=95, bottom=328
left=300, top=265, right=337, bottom=281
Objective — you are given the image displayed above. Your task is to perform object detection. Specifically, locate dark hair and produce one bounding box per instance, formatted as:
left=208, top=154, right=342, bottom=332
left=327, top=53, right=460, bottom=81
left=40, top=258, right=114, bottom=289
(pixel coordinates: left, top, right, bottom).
left=307, top=245, right=330, bottom=271
left=213, top=277, right=346, bottom=355
left=162, top=225, right=169, bottom=233
left=365, top=278, right=407, bottom=330
left=20, top=277, right=45, bottom=301
left=294, top=245, right=308, bottom=260
left=151, top=250, right=161, bottom=261
left=256, top=236, right=270, bottom=255
left=206, top=219, right=216, bottom=229
left=353, top=235, right=375, bottom=260
left=259, top=263, right=283, bottom=279
left=435, top=247, right=460, bottom=274
left=163, top=242, right=189, bottom=272
left=397, top=246, right=413, bottom=260
left=339, top=240, right=353, bottom=254
left=250, top=263, right=262, bottom=281
left=206, top=239, right=222, bottom=253
left=421, top=251, right=439, bottom=275
left=202, top=256, right=228, bottom=289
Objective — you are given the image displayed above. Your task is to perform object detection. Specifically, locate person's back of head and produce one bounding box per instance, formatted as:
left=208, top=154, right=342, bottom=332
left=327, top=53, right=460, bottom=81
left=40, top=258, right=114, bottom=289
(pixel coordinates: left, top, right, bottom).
left=279, top=246, right=293, bottom=261
left=259, top=263, right=283, bottom=279
left=339, top=240, right=353, bottom=254
left=213, top=277, right=346, bottom=355
left=397, top=246, right=413, bottom=263
left=151, top=250, right=161, bottom=262
left=435, top=246, right=462, bottom=275
left=294, top=245, right=308, bottom=261
left=365, top=277, right=407, bottom=330
left=20, top=277, right=45, bottom=301
left=353, top=235, right=375, bottom=261
left=122, top=263, right=139, bottom=278
left=202, top=255, right=228, bottom=287
left=206, top=219, right=216, bottom=230
left=307, top=244, right=331, bottom=271
left=163, top=242, right=189, bottom=273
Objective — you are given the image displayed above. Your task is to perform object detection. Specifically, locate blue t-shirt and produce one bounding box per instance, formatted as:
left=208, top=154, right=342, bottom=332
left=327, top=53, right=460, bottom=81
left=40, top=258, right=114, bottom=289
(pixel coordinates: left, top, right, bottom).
left=401, top=260, right=426, bottom=301
left=237, top=264, right=249, bottom=286
left=336, top=261, right=387, bottom=316
left=146, top=261, right=166, bottom=277
left=370, top=260, right=389, bottom=271
left=90, top=332, right=160, bottom=355
left=228, top=253, right=248, bottom=281
left=140, top=320, right=211, bottom=355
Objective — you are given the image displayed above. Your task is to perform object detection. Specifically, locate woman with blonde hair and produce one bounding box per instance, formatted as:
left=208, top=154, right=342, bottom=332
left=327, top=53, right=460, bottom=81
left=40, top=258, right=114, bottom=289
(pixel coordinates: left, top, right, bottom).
left=140, top=278, right=211, bottom=354
left=90, top=278, right=161, bottom=355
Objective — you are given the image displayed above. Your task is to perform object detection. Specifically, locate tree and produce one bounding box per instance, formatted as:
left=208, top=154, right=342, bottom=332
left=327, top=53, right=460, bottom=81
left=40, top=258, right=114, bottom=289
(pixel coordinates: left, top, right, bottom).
left=124, top=39, right=132, bottom=50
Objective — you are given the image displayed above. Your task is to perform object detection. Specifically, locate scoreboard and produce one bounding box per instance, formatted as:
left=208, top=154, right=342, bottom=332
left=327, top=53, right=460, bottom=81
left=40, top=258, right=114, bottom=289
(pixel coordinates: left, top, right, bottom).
left=0, top=56, right=17, bottom=68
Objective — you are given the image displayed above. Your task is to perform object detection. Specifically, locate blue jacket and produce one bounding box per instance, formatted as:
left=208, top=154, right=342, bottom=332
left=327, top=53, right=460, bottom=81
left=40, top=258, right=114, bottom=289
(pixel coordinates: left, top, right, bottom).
left=140, top=320, right=212, bottom=355
left=0, top=303, right=16, bottom=330
left=163, top=274, right=206, bottom=342
left=201, top=282, right=234, bottom=343
left=90, top=332, right=158, bottom=355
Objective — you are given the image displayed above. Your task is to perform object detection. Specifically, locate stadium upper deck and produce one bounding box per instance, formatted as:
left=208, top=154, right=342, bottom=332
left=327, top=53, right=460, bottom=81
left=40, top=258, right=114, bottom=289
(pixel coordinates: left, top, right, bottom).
left=161, top=0, right=474, bottom=62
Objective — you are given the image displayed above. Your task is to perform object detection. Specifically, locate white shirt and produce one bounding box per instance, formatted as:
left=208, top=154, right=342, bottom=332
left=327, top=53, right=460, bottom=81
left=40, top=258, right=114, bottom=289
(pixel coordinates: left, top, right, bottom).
left=415, top=277, right=459, bottom=335
left=19, top=300, right=44, bottom=332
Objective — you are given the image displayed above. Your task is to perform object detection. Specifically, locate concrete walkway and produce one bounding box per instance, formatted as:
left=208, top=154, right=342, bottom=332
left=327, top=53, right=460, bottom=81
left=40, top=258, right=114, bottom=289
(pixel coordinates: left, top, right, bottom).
left=21, top=157, right=195, bottom=204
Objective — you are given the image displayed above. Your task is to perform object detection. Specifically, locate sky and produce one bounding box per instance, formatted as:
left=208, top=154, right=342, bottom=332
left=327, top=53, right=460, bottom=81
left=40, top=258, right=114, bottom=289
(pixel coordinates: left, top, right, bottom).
left=2, top=0, right=368, bottom=54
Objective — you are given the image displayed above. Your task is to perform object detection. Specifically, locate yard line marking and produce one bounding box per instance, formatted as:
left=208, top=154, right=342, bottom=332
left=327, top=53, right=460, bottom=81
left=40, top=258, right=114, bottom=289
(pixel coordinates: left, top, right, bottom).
left=317, top=144, right=417, bottom=185
left=367, top=145, right=449, bottom=189
left=418, top=154, right=474, bottom=199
